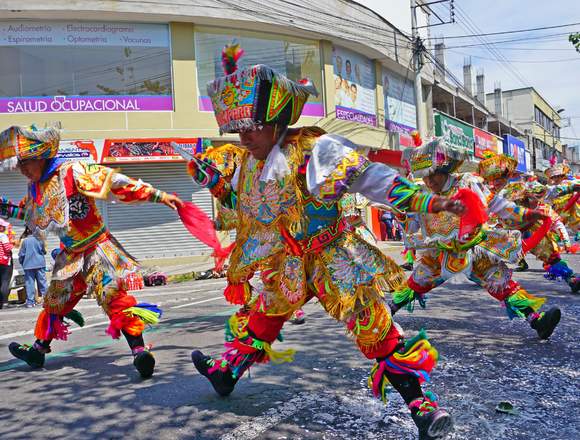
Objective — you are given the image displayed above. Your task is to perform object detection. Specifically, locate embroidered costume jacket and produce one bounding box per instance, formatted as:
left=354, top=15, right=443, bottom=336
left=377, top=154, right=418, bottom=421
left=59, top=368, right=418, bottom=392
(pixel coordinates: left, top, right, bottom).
left=209, top=128, right=439, bottom=321
left=405, top=173, right=528, bottom=279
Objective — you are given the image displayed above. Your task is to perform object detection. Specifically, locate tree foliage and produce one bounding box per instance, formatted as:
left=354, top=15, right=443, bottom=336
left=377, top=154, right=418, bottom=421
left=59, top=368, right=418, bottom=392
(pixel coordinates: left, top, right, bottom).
left=570, top=33, right=580, bottom=52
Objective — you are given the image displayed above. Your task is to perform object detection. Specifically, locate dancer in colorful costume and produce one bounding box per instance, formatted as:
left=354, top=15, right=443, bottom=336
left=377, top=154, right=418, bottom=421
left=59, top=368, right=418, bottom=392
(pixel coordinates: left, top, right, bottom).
left=0, top=125, right=182, bottom=378
left=187, top=45, right=468, bottom=439
left=390, top=144, right=561, bottom=340
left=544, top=162, right=580, bottom=235
left=479, top=152, right=579, bottom=292
left=511, top=181, right=579, bottom=293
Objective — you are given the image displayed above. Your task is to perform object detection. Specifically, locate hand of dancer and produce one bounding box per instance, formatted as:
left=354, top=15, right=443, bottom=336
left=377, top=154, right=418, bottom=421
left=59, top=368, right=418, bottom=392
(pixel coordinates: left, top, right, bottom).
left=161, top=193, right=184, bottom=210
left=431, top=196, right=466, bottom=215
left=187, top=156, right=222, bottom=188
left=526, top=209, right=549, bottom=223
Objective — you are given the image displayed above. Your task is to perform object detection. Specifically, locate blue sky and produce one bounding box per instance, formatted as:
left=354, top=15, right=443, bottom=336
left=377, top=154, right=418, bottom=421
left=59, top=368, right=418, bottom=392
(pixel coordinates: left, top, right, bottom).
left=429, top=0, right=580, bottom=145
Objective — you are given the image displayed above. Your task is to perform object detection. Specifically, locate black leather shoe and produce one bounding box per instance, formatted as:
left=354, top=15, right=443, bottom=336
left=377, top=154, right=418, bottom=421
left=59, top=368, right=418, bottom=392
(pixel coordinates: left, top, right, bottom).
left=530, top=307, right=561, bottom=340
left=191, top=350, right=238, bottom=397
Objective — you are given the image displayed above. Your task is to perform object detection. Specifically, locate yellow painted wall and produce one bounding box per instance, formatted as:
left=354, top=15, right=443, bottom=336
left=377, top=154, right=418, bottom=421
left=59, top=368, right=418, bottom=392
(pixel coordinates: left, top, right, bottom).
left=532, top=90, right=562, bottom=151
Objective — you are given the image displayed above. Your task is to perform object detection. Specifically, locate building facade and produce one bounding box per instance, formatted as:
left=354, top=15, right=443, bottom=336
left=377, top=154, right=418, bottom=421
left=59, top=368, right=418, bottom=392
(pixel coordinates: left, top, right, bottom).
left=0, top=1, right=432, bottom=258
left=486, top=87, right=563, bottom=173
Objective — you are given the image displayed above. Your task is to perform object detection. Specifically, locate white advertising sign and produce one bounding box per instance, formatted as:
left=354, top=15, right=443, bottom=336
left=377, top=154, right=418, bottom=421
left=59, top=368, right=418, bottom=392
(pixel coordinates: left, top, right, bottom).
left=0, top=22, right=169, bottom=47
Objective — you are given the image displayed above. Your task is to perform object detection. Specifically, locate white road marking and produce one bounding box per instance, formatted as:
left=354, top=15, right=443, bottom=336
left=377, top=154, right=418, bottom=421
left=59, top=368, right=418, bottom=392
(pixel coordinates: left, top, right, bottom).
left=220, top=393, right=317, bottom=440
left=170, top=296, right=224, bottom=309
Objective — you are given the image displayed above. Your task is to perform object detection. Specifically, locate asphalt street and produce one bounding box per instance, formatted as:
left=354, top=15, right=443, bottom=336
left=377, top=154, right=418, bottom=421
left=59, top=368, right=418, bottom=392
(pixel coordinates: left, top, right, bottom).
left=0, top=250, right=578, bottom=440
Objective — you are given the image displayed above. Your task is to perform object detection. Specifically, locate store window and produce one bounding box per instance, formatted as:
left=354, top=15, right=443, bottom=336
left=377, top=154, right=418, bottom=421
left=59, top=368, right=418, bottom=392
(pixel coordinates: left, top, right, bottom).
left=194, top=27, right=323, bottom=117
left=0, top=21, right=173, bottom=113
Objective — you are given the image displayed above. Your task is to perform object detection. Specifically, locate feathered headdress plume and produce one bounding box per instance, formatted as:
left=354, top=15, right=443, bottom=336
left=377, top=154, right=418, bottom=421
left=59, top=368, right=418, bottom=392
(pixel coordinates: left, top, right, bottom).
left=221, top=42, right=245, bottom=75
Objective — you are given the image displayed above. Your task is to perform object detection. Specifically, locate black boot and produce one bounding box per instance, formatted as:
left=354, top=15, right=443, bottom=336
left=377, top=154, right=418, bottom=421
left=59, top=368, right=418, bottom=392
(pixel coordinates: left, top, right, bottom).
left=133, top=348, right=155, bottom=379
left=8, top=342, right=46, bottom=368
left=400, top=262, right=414, bottom=271
left=412, top=407, right=454, bottom=440
left=530, top=307, right=561, bottom=340
left=568, top=276, right=580, bottom=294
left=514, top=259, right=529, bottom=272
left=191, top=350, right=238, bottom=397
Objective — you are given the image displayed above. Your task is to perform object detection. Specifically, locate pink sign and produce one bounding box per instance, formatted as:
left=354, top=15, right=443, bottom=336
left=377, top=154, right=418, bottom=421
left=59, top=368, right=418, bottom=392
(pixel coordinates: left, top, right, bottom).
left=0, top=95, right=173, bottom=113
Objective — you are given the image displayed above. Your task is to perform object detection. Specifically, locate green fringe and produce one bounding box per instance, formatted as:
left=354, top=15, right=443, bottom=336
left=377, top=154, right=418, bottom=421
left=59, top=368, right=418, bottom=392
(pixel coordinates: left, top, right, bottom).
left=125, top=307, right=160, bottom=325
left=393, top=287, right=425, bottom=313
left=64, top=309, right=85, bottom=327
left=504, top=291, right=546, bottom=319
left=402, top=328, right=428, bottom=353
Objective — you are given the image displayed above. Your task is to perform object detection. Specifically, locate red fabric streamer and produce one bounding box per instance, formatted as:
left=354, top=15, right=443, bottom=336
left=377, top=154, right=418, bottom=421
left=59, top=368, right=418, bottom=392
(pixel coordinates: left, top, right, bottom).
left=568, top=243, right=580, bottom=254
left=177, top=202, right=234, bottom=271
left=451, top=189, right=489, bottom=238
left=522, top=217, right=553, bottom=254
left=563, top=192, right=580, bottom=212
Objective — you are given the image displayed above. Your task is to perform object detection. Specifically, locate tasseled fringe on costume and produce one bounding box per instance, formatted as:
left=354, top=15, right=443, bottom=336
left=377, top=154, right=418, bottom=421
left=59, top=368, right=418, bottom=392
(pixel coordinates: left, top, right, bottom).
left=64, top=309, right=85, bottom=327
left=392, top=286, right=426, bottom=313
left=368, top=329, right=438, bottom=403
left=544, top=260, right=573, bottom=282
left=504, top=289, right=546, bottom=319
left=219, top=310, right=295, bottom=378
left=106, top=303, right=162, bottom=339
left=34, top=310, right=70, bottom=341
left=321, top=270, right=404, bottom=321
left=224, top=281, right=252, bottom=305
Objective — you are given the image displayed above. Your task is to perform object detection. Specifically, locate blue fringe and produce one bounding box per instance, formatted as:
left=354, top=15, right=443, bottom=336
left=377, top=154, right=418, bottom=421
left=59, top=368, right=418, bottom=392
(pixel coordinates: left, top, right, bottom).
left=135, top=302, right=163, bottom=318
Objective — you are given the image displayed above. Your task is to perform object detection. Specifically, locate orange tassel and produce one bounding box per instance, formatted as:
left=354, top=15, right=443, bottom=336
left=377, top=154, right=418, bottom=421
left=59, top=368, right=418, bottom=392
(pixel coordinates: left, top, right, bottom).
left=34, top=310, right=50, bottom=340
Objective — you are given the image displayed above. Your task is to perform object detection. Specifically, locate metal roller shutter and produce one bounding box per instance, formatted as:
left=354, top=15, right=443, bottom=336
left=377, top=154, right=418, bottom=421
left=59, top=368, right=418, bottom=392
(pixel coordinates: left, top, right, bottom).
left=104, top=163, right=214, bottom=259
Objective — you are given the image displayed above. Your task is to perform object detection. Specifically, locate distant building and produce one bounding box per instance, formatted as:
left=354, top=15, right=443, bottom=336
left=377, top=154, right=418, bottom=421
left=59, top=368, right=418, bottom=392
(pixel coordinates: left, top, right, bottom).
left=486, top=87, right=563, bottom=173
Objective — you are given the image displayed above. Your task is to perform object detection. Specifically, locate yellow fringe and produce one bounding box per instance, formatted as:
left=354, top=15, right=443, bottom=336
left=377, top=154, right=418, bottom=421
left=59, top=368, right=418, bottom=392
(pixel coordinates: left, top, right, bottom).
left=264, top=342, right=296, bottom=364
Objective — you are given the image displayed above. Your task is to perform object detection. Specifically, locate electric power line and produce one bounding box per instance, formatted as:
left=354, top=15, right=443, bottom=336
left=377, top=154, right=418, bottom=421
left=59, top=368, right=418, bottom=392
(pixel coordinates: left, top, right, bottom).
left=426, top=21, right=580, bottom=40
left=448, top=50, right=580, bottom=63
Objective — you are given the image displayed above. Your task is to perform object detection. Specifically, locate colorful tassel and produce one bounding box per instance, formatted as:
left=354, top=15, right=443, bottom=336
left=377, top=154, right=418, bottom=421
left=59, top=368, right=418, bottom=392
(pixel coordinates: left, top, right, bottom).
left=221, top=42, right=244, bottom=75
left=368, top=330, right=438, bottom=403
left=64, top=309, right=85, bottom=327
left=504, top=288, right=546, bottom=319
left=34, top=310, right=50, bottom=340
left=224, top=281, right=252, bottom=305
left=34, top=310, right=71, bottom=340
left=544, top=260, right=574, bottom=282
left=392, top=286, right=426, bottom=313
left=385, top=329, right=438, bottom=383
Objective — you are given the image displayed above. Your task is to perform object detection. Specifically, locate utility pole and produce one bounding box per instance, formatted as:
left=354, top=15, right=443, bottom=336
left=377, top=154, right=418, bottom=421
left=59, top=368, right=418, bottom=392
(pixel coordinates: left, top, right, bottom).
left=410, top=0, right=455, bottom=138
left=411, top=0, right=425, bottom=137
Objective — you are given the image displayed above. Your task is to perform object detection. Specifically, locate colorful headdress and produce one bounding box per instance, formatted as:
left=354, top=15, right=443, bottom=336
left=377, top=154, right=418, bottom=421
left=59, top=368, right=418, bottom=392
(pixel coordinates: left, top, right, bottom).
left=0, top=125, right=60, bottom=171
left=402, top=138, right=470, bottom=177
left=207, top=43, right=318, bottom=134
left=545, top=163, right=570, bottom=179
left=523, top=181, right=547, bottom=199
left=477, top=150, right=518, bottom=181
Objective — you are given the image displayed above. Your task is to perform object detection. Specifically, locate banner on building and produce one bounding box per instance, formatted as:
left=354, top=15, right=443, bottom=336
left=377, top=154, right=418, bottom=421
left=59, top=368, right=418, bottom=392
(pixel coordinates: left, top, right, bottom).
left=503, top=135, right=527, bottom=172
left=0, top=22, right=170, bottom=47
left=102, top=138, right=205, bottom=164
left=383, top=69, right=416, bottom=134
left=332, top=45, right=377, bottom=126
left=434, top=113, right=474, bottom=155
left=57, top=140, right=100, bottom=163
left=473, top=128, right=502, bottom=158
